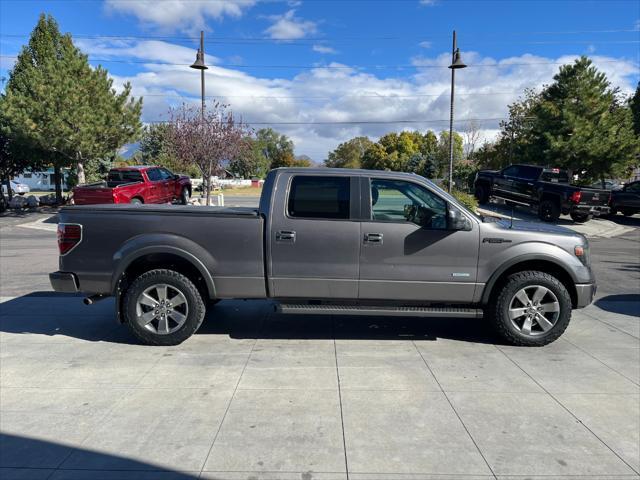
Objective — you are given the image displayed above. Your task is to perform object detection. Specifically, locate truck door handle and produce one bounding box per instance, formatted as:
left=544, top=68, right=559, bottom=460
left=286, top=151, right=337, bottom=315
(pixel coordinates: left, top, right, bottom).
left=364, top=233, right=383, bottom=245
left=276, top=230, right=296, bottom=242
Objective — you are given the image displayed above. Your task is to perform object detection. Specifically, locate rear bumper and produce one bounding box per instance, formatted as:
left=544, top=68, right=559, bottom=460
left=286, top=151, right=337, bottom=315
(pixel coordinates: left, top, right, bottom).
left=572, top=205, right=610, bottom=216
left=49, top=271, right=79, bottom=293
left=575, top=283, right=596, bottom=308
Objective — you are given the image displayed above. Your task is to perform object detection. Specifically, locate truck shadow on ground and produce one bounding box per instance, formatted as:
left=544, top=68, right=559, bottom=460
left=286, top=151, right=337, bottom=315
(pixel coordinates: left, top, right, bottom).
left=595, top=294, right=640, bottom=317
left=0, top=294, right=500, bottom=345
left=0, top=433, right=198, bottom=479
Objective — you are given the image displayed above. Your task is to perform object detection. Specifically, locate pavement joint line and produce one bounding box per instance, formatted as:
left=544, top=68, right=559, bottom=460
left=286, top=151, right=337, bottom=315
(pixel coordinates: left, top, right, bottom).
left=560, top=337, right=640, bottom=387
left=580, top=309, right=640, bottom=340
left=16, top=217, right=57, bottom=232
left=332, top=315, right=351, bottom=480
left=411, top=340, right=498, bottom=480
left=197, top=311, right=266, bottom=477
left=494, top=344, right=640, bottom=476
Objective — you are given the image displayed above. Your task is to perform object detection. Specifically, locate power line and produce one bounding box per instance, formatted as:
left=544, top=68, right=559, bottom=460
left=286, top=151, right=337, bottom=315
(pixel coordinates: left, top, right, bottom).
left=0, top=28, right=637, bottom=43
left=1, top=55, right=636, bottom=70
left=139, top=91, right=523, bottom=99
left=145, top=117, right=508, bottom=125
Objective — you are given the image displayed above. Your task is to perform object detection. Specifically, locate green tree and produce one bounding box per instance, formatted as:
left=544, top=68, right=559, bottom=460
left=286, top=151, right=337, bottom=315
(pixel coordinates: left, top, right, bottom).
left=325, top=136, right=372, bottom=168
left=630, top=82, right=640, bottom=136
left=530, top=56, right=639, bottom=182
left=435, top=131, right=464, bottom=178
left=255, top=128, right=295, bottom=169
left=361, top=142, right=403, bottom=171
left=2, top=14, right=142, bottom=202
left=138, top=123, right=199, bottom=177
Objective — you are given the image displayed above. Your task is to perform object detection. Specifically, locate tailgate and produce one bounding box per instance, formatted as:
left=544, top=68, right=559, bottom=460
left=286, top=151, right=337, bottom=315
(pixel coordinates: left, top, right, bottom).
left=577, top=188, right=610, bottom=206
left=73, top=186, right=114, bottom=205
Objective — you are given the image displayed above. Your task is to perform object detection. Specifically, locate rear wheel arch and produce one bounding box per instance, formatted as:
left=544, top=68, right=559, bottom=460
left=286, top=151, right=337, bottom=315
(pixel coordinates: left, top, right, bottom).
left=113, top=248, right=216, bottom=300
left=482, top=257, right=578, bottom=308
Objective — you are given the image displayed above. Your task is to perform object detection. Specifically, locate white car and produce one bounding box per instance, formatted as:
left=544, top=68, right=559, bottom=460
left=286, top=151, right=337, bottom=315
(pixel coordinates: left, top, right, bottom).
left=1, top=180, right=30, bottom=196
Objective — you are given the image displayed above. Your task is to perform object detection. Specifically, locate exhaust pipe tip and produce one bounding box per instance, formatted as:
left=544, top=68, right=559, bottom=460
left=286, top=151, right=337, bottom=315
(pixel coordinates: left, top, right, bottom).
left=83, top=294, right=105, bottom=306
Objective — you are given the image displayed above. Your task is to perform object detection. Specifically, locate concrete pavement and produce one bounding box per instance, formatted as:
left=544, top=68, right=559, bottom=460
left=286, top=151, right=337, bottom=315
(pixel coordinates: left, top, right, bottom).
left=0, top=211, right=638, bottom=479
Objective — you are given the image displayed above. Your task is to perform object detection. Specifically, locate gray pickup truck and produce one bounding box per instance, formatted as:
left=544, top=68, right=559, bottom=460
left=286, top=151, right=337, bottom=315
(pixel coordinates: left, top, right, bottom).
left=50, top=168, right=596, bottom=346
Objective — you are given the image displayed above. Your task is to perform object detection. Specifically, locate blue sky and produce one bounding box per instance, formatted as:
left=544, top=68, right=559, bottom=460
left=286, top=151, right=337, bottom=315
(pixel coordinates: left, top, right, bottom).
left=1, top=0, right=639, bottom=160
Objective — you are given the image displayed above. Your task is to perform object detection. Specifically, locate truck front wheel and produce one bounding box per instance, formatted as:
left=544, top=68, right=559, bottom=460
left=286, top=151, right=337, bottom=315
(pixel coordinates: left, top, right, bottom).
left=180, top=188, right=190, bottom=205
left=475, top=184, right=490, bottom=204
left=123, top=269, right=206, bottom=346
left=488, top=271, right=572, bottom=346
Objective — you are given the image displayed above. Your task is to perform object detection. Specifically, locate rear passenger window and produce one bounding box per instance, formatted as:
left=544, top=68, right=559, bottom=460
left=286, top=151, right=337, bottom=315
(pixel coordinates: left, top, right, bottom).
left=287, top=176, right=350, bottom=219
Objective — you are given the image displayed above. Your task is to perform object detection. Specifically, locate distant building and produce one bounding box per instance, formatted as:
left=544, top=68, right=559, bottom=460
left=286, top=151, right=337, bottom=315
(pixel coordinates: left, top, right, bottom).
left=13, top=168, right=71, bottom=191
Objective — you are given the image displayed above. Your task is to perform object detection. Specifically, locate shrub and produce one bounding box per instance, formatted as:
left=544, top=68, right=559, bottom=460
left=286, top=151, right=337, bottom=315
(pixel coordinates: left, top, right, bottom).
left=451, top=189, right=478, bottom=212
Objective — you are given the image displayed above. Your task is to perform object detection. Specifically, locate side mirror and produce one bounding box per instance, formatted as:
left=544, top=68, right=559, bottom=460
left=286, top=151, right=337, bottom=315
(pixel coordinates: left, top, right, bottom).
left=448, top=207, right=472, bottom=231
left=174, top=174, right=180, bottom=180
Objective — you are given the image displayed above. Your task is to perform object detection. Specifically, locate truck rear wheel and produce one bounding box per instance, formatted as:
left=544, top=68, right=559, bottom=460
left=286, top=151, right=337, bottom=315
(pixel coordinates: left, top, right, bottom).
left=123, top=269, right=206, bottom=346
left=538, top=199, right=560, bottom=222
left=488, top=271, right=571, bottom=346
left=570, top=211, right=592, bottom=223
left=130, top=197, right=143, bottom=205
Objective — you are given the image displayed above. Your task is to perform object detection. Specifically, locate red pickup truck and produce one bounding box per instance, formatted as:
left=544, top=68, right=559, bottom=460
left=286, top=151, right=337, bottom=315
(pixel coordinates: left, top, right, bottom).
left=73, top=166, right=192, bottom=206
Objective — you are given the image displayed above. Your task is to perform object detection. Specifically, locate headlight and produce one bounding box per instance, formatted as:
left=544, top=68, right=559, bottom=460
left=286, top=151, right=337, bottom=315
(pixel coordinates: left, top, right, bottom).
left=574, top=244, right=590, bottom=266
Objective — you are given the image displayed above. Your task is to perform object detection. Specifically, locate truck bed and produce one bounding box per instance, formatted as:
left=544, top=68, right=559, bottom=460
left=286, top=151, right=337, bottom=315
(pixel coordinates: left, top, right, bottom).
left=58, top=205, right=265, bottom=298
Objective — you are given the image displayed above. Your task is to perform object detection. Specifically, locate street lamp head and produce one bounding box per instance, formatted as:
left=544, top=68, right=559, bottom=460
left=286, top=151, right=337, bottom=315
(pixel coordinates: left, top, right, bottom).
left=190, top=49, right=208, bottom=70
left=448, top=48, right=467, bottom=69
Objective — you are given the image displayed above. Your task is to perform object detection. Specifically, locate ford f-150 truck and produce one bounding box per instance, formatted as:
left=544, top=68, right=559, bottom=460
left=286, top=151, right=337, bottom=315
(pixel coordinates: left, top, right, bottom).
left=73, top=166, right=191, bottom=205
left=50, top=168, right=596, bottom=347
left=474, top=164, right=610, bottom=223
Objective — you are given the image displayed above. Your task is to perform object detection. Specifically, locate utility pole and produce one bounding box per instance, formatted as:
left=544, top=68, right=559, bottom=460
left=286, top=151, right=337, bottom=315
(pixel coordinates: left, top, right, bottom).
left=190, top=30, right=208, bottom=120
left=448, top=30, right=467, bottom=192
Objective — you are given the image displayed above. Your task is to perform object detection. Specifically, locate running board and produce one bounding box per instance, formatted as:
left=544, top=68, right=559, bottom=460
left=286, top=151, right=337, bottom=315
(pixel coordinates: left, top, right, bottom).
left=277, top=304, right=483, bottom=318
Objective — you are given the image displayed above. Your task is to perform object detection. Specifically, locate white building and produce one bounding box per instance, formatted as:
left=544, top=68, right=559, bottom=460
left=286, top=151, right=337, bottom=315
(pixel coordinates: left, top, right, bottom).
left=13, top=169, right=70, bottom=191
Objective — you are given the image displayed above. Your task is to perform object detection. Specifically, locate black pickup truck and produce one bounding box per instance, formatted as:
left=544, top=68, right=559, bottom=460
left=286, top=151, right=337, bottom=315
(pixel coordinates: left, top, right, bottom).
left=474, top=164, right=610, bottom=223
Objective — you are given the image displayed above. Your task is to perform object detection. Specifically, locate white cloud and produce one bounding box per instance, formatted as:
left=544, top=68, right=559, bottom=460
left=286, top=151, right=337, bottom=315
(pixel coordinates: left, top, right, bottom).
left=89, top=39, right=639, bottom=161
left=419, top=0, right=437, bottom=5
left=264, top=10, right=318, bottom=40
left=418, top=41, right=432, bottom=49
left=104, top=0, right=256, bottom=33
left=312, top=44, right=337, bottom=54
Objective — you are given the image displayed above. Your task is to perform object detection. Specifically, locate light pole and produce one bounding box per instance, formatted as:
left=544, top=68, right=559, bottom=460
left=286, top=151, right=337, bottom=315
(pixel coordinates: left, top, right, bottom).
left=447, top=30, right=467, bottom=192
left=190, top=30, right=208, bottom=120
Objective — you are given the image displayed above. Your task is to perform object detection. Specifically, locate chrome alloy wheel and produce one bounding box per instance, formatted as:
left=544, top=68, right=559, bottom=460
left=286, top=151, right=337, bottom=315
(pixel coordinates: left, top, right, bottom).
left=135, top=284, right=189, bottom=335
left=508, top=285, right=560, bottom=336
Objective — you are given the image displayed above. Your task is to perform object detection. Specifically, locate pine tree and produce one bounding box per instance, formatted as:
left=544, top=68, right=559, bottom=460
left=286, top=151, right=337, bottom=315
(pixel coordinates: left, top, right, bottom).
left=2, top=14, right=142, bottom=202
left=531, top=56, right=638, bottom=181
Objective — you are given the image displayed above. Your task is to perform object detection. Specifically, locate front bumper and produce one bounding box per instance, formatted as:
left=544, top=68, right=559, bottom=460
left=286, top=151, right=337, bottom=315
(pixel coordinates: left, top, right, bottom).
left=575, top=283, right=596, bottom=308
left=49, top=271, right=79, bottom=293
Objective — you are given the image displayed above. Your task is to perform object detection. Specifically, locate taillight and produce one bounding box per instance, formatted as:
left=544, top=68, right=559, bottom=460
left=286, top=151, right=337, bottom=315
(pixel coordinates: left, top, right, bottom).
left=570, top=191, right=582, bottom=203
left=57, top=223, right=82, bottom=255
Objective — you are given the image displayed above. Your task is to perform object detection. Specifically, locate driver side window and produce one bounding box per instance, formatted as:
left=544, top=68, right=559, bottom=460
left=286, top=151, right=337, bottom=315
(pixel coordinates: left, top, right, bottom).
left=370, top=178, right=447, bottom=229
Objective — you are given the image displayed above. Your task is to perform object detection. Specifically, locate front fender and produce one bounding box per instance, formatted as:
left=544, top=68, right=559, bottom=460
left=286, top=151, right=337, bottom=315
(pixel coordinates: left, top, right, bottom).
left=478, top=242, right=591, bottom=304
left=111, top=233, right=216, bottom=297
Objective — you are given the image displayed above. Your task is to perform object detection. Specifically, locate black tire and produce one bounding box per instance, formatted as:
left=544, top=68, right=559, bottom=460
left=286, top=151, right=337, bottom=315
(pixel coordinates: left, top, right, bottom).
left=570, top=211, right=592, bottom=223
left=123, top=269, right=206, bottom=346
left=488, top=271, right=572, bottom=346
left=180, top=188, right=190, bottom=205
left=475, top=183, right=490, bottom=204
left=130, top=197, right=143, bottom=205
left=622, top=208, right=635, bottom=217
left=538, top=199, right=560, bottom=222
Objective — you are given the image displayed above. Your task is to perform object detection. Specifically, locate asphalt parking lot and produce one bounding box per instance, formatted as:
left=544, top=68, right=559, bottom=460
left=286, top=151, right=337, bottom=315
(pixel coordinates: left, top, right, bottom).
left=1, top=209, right=639, bottom=480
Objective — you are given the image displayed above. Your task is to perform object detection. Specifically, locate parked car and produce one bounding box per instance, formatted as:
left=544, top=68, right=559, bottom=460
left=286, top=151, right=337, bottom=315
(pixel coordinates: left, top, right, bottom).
left=474, top=164, right=610, bottom=223
left=609, top=180, right=640, bottom=217
left=1, top=180, right=30, bottom=196
left=72, top=166, right=191, bottom=205
left=50, top=168, right=596, bottom=347
left=590, top=179, right=621, bottom=190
